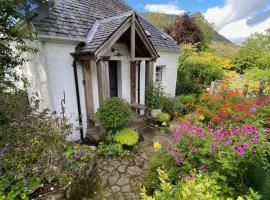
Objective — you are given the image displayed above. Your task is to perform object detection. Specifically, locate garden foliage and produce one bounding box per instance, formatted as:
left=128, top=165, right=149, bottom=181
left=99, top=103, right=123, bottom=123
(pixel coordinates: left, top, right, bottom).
left=96, top=97, right=132, bottom=131
left=146, top=82, right=165, bottom=109
left=114, top=128, right=139, bottom=146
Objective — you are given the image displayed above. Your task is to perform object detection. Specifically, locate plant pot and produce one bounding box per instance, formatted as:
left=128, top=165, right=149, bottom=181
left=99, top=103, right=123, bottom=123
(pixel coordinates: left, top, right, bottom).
left=151, top=109, right=161, bottom=118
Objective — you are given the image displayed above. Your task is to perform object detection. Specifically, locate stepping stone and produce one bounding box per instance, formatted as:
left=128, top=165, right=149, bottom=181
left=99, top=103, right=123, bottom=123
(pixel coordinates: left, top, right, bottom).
left=117, top=178, right=129, bottom=186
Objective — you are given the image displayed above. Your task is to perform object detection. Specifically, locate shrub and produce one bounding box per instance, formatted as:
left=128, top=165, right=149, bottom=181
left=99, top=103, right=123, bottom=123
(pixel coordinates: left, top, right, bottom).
left=170, top=121, right=270, bottom=197
left=141, top=169, right=261, bottom=200
left=146, top=82, right=165, bottom=109
left=244, top=67, right=270, bottom=81
left=96, top=97, right=132, bottom=130
left=0, top=108, right=75, bottom=199
left=162, top=97, right=185, bottom=117
left=157, top=112, right=170, bottom=123
left=177, top=94, right=196, bottom=105
left=98, top=142, right=124, bottom=156
left=141, top=170, right=227, bottom=200
left=114, top=128, right=139, bottom=146
left=143, top=151, right=179, bottom=192
left=176, top=76, right=202, bottom=95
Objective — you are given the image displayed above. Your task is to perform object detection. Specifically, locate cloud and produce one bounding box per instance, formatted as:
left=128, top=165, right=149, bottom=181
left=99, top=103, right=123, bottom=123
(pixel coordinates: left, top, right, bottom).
left=247, top=9, right=270, bottom=26
left=144, top=2, right=184, bottom=15
left=204, top=0, right=267, bottom=30
left=219, top=17, right=270, bottom=44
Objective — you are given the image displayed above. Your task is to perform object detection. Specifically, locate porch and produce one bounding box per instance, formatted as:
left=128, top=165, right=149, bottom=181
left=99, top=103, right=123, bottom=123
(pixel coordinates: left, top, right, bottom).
left=74, top=12, right=159, bottom=131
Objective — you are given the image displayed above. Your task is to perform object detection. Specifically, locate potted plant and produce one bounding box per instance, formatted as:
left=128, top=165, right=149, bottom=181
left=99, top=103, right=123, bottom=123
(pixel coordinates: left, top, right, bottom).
left=146, top=82, right=165, bottom=118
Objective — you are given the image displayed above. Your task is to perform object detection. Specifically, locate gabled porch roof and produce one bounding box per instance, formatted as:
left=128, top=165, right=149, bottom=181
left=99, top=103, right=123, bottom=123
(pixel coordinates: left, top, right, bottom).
left=74, top=11, right=159, bottom=61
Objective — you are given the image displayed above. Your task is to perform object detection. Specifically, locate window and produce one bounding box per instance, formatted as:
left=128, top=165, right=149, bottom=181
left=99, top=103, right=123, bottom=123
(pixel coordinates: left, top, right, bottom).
left=155, top=66, right=164, bottom=82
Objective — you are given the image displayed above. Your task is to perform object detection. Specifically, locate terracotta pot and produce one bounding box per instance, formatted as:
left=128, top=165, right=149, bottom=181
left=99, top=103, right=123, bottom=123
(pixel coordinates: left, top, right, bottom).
left=151, top=109, right=161, bottom=118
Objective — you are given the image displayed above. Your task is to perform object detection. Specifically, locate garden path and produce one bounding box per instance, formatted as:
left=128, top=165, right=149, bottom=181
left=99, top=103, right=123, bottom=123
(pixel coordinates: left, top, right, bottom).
left=87, top=117, right=171, bottom=200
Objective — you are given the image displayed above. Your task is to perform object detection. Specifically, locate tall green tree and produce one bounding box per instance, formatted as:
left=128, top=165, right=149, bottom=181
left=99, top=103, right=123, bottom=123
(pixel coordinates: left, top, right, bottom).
left=193, top=12, right=214, bottom=50
left=233, top=29, right=270, bottom=73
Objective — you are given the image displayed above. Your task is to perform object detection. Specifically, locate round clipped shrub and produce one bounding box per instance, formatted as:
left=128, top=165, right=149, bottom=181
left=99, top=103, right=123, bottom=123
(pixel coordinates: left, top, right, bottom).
left=114, top=128, right=139, bottom=146
left=96, top=97, right=132, bottom=130
left=157, top=112, right=170, bottom=123
left=162, top=97, right=185, bottom=117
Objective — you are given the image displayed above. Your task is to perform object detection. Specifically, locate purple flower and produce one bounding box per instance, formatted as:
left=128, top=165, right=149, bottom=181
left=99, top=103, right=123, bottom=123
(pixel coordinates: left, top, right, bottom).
left=210, top=144, right=216, bottom=152
left=224, top=140, right=232, bottom=146
left=172, top=148, right=179, bottom=154
left=200, top=165, right=207, bottom=172
left=233, top=146, right=244, bottom=156
left=263, top=129, right=270, bottom=134
left=241, top=144, right=249, bottom=150
left=191, top=147, right=198, bottom=153
left=175, top=157, right=183, bottom=165
left=251, top=136, right=260, bottom=144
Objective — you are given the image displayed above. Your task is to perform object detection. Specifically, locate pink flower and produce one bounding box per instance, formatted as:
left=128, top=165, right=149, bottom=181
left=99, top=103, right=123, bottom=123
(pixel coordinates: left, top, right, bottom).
left=200, top=165, right=207, bottom=172
left=191, top=147, right=198, bottom=153
left=251, top=136, right=260, bottom=144
left=224, top=140, right=232, bottom=146
left=175, top=157, right=183, bottom=165
left=172, top=148, right=179, bottom=154
left=234, top=146, right=244, bottom=156
left=241, top=144, right=249, bottom=150
left=210, top=144, right=216, bottom=152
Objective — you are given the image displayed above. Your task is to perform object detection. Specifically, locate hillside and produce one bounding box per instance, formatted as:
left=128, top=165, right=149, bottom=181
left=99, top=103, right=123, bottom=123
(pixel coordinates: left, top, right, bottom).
left=142, top=13, right=232, bottom=44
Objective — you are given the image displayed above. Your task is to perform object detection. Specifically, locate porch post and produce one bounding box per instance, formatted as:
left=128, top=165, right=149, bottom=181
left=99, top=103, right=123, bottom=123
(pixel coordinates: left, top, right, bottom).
left=145, top=60, right=154, bottom=104
left=97, top=59, right=110, bottom=106
left=82, top=60, right=95, bottom=128
left=130, top=61, right=137, bottom=104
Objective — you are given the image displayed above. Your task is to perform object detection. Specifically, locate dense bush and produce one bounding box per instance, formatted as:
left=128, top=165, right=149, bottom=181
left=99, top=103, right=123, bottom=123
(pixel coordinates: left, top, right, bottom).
left=96, top=97, right=132, bottom=130
left=244, top=68, right=270, bottom=82
left=141, top=169, right=261, bottom=200
left=170, top=121, right=270, bottom=197
left=176, top=45, right=225, bottom=96
left=157, top=112, right=170, bottom=124
left=177, top=94, right=196, bottom=105
left=98, top=129, right=139, bottom=157
left=114, top=128, right=139, bottom=146
left=143, top=151, right=179, bottom=192
left=0, top=106, right=91, bottom=199
left=146, top=82, right=165, bottom=109
left=161, top=96, right=185, bottom=117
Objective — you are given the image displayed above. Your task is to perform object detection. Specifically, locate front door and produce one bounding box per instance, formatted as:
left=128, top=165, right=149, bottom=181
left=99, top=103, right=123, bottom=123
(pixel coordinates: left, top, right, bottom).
left=109, top=61, right=118, bottom=97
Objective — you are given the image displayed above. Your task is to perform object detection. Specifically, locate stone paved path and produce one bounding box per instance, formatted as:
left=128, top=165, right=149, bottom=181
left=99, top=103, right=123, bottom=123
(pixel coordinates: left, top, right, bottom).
left=88, top=119, right=171, bottom=200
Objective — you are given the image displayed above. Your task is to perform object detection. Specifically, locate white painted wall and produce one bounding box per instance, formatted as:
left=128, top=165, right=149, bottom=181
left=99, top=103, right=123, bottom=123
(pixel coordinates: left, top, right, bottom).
left=155, top=50, right=179, bottom=96
left=23, top=41, right=54, bottom=111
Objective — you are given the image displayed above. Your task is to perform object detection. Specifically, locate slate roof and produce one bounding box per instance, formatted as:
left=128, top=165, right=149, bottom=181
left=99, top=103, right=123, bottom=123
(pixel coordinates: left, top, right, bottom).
left=33, top=0, right=180, bottom=53
left=76, top=12, right=133, bottom=53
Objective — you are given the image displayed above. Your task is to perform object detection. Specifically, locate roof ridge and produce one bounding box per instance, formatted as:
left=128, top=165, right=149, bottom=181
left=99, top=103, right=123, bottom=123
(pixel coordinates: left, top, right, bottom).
left=100, top=10, right=133, bottom=22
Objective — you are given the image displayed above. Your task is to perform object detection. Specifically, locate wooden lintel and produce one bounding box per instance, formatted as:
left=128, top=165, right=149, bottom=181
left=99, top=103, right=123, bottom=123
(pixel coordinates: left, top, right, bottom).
left=82, top=61, right=95, bottom=128
left=131, top=13, right=136, bottom=61
left=97, top=60, right=110, bottom=106
left=77, top=54, right=95, bottom=61
left=134, top=57, right=155, bottom=61
left=130, top=61, right=137, bottom=104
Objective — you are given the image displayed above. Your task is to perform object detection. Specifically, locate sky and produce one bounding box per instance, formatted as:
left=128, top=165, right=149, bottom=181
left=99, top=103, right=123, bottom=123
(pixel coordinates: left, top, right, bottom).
left=126, top=0, right=270, bottom=44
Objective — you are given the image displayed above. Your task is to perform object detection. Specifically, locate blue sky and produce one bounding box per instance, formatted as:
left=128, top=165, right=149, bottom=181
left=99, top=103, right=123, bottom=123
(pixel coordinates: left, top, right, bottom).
left=126, top=0, right=270, bottom=43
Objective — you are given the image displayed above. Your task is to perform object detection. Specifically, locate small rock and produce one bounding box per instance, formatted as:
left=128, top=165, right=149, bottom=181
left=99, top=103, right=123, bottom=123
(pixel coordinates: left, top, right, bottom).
left=110, top=161, right=121, bottom=169
left=118, top=165, right=126, bottom=173
left=140, top=152, right=148, bottom=160
left=127, top=166, right=143, bottom=176
left=111, top=186, right=120, bottom=193
left=124, top=193, right=136, bottom=200
left=134, top=156, right=144, bottom=166
left=122, top=185, right=131, bottom=193
left=117, top=178, right=129, bottom=186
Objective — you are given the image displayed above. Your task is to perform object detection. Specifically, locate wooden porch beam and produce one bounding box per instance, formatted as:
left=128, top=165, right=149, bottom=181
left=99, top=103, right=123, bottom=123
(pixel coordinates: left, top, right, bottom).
left=82, top=60, right=95, bottom=128
left=97, top=60, right=110, bottom=106
left=131, top=12, right=136, bottom=61
left=145, top=60, right=154, bottom=105
left=130, top=61, right=137, bottom=104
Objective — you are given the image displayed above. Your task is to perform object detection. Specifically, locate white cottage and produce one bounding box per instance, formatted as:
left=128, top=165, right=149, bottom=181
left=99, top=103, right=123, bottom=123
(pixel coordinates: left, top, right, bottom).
left=23, top=0, right=180, bottom=141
